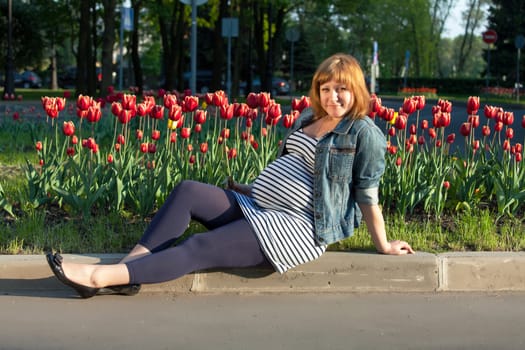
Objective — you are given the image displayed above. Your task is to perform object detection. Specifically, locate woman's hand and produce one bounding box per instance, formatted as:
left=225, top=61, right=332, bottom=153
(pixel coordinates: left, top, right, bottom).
left=381, top=240, right=415, bottom=255
left=225, top=176, right=252, bottom=196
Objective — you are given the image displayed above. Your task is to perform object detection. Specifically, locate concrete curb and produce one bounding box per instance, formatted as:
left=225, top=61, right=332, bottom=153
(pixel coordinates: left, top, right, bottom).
left=1, top=252, right=525, bottom=294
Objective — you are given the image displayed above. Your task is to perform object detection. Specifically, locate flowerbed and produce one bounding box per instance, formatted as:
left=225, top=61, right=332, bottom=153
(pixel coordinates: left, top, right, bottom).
left=1, top=89, right=524, bottom=225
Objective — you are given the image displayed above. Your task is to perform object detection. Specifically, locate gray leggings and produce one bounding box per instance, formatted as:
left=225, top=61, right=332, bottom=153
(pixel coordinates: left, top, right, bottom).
left=125, top=180, right=270, bottom=284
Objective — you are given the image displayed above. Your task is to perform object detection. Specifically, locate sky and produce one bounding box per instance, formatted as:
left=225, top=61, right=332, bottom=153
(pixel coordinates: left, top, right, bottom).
left=443, top=0, right=488, bottom=38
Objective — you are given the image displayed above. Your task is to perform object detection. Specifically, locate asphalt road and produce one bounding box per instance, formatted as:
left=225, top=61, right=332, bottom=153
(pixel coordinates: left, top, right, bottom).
left=1, top=292, right=524, bottom=350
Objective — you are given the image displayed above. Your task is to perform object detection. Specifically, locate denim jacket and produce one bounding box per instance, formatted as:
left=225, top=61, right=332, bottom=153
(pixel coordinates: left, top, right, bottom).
left=277, top=108, right=386, bottom=245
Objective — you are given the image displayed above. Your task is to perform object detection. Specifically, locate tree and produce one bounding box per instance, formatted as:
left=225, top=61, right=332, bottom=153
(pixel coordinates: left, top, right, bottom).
left=485, top=0, right=525, bottom=84
left=454, top=0, right=489, bottom=76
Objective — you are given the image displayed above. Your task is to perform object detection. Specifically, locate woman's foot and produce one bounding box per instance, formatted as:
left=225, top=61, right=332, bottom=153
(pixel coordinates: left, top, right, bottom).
left=46, top=252, right=99, bottom=298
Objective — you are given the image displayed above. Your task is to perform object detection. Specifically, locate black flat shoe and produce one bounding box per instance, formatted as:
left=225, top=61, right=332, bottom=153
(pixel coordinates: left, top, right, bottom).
left=97, top=284, right=141, bottom=296
left=46, top=252, right=99, bottom=299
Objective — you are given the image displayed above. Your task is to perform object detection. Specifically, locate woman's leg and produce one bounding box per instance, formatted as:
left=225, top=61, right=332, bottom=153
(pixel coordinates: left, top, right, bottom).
left=126, top=218, right=269, bottom=284
left=138, top=180, right=244, bottom=253
left=59, top=218, right=268, bottom=288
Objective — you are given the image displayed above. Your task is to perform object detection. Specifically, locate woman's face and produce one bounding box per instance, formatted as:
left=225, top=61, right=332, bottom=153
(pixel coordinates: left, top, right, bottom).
left=319, top=80, right=353, bottom=119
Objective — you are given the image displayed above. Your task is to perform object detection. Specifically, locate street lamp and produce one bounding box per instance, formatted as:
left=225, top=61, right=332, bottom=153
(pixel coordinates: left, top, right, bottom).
left=3, top=0, right=15, bottom=99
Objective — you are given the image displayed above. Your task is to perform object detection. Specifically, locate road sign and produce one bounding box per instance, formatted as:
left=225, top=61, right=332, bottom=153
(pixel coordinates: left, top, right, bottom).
left=483, top=29, right=498, bottom=44
left=515, top=35, right=525, bottom=49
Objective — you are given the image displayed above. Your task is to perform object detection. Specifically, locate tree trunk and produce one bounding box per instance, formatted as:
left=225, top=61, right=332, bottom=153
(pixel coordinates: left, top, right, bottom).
left=76, top=0, right=91, bottom=95
left=101, top=0, right=117, bottom=95
left=131, top=0, right=144, bottom=93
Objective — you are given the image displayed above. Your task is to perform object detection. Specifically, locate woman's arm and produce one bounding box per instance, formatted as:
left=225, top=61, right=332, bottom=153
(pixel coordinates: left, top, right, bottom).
left=358, top=203, right=414, bottom=255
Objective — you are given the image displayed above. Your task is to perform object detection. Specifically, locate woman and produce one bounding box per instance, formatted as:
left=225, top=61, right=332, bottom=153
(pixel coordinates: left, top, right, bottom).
left=47, top=53, right=414, bottom=298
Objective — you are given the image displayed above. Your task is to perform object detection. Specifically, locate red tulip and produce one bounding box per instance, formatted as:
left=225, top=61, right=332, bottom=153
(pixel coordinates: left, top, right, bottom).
left=382, top=107, right=395, bottom=122
left=516, top=152, right=523, bottom=162
left=227, top=148, right=237, bottom=159
left=443, top=181, right=450, bottom=190
left=506, top=128, right=514, bottom=139
left=212, top=90, right=227, bottom=107
left=148, top=143, right=157, bottom=154
left=56, top=97, right=66, bottom=111
left=62, top=121, right=75, bottom=136
left=258, top=92, right=270, bottom=109
left=396, top=157, right=402, bottom=166
left=194, top=124, right=202, bottom=133
left=468, top=115, right=480, bottom=128
left=121, top=94, right=136, bottom=111
left=107, top=153, right=114, bottom=163
left=437, top=99, right=452, bottom=113
left=385, top=127, right=394, bottom=137
left=503, top=139, right=511, bottom=151
left=169, top=104, right=183, bottom=121
left=283, top=114, right=294, bottom=128
left=181, top=127, right=191, bottom=139
left=86, top=104, right=102, bottom=123
left=221, top=128, right=230, bottom=139
left=66, top=147, right=75, bottom=157
left=220, top=104, right=234, bottom=120
left=388, top=145, right=398, bottom=154
left=484, top=105, right=498, bottom=119
left=482, top=125, right=491, bottom=137
left=152, top=130, right=161, bottom=141
left=522, top=115, right=525, bottom=128
left=415, top=95, right=426, bottom=110
left=182, top=96, right=199, bottom=112
left=409, top=124, right=417, bottom=135
left=163, top=93, right=178, bottom=109
left=76, top=94, right=92, bottom=110
left=115, top=143, right=121, bottom=152
left=438, top=112, right=451, bottom=128
left=472, top=140, right=480, bottom=150
left=436, top=140, right=442, bottom=148
left=137, top=103, right=149, bottom=117
left=428, top=128, right=437, bottom=139
left=446, top=133, right=455, bottom=144
left=418, top=135, right=425, bottom=145
left=515, top=143, right=523, bottom=154
left=292, top=95, right=311, bottom=113
left=71, top=135, right=78, bottom=145
left=251, top=139, right=259, bottom=150
left=118, top=109, right=133, bottom=124
left=402, top=97, right=417, bottom=114
left=394, top=114, right=407, bottom=130
left=467, top=96, right=480, bottom=115
left=140, top=143, right=148, bottom=153
left=111, top=102, right=123, bottom=117
left=35, top=141, right=43, bottom=151
left=268, top=103, right=282, bottom=119
left=194, top=110, right=207, bottom=124
left=246, top=93, right=259, bottom=109
left=150, top=105, right=165, bottom=120
left=200, top=142, right=208, bottom=154
left=135, top=129, right=144, bottom=140
left=459, top=122, right=471, bottom=137
left=503, top=112, right=514, bottom=125
left=420, top=119, right=429, bottom=130
left=170, top=132, right=177, bottom=143
left=494, top=122, right=504, bottom=132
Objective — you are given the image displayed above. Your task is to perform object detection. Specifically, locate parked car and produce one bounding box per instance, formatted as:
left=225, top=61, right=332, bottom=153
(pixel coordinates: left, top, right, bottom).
left=240, top=77, right=290, bottom=96
left=58, top=66, right=102, bottom=89
left=14, top=71, right=42, bottom=88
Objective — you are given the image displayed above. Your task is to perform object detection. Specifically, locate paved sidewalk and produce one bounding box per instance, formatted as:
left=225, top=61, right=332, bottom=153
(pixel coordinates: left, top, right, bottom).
left=2, top=251, right=525, bottom=294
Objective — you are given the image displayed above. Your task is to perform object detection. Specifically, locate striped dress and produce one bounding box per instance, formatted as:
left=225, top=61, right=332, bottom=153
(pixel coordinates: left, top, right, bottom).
left=234, top=129, right=327, bottom=273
